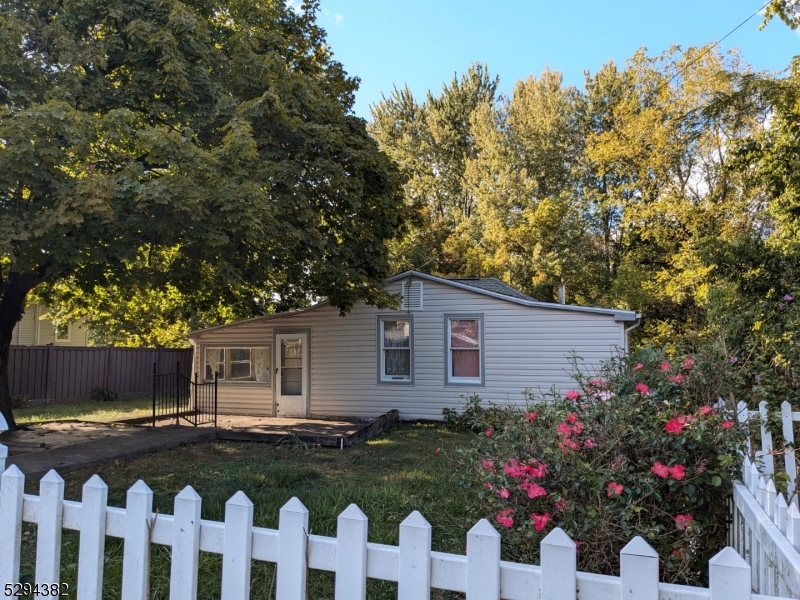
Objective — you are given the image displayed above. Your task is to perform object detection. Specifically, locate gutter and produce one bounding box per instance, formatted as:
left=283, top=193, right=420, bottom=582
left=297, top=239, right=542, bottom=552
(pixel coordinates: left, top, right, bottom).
left=623, top=313, right=643, bottom=353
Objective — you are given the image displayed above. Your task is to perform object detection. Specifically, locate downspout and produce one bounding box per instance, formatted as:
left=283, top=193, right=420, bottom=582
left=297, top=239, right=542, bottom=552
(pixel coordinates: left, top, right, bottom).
left=624, top=313, right=642, bottom=354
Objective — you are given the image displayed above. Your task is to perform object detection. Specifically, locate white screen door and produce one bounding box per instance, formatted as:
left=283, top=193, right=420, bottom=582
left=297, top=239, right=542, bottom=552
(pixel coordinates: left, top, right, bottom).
left=276, top=333, right=308, bottom=417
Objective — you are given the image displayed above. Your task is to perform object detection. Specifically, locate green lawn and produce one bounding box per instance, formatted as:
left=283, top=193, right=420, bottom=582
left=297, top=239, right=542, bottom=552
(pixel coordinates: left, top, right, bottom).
left=19, top=423, right=477, bottom=600
left=14, top=397, right=152, bottom=424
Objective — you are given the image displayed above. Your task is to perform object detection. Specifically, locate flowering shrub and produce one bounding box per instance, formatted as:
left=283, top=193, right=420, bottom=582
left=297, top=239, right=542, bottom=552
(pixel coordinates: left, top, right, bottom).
left=455, top=346, right=746, bottom=585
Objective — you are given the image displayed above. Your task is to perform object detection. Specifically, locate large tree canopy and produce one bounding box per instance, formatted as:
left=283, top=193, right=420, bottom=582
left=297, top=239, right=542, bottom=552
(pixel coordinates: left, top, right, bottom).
left=0, top=0, right=407, bottom=429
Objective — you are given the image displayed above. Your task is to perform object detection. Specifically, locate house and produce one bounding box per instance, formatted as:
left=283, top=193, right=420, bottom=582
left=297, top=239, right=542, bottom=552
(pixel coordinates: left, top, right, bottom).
left=187, top=271, right=641, bottom=420
left=10, top=302, right=90, bottom=347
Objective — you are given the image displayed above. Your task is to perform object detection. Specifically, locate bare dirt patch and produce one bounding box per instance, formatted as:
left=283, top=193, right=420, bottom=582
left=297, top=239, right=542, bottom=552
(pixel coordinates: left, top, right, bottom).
left=2, top=421, right=146, bottom=456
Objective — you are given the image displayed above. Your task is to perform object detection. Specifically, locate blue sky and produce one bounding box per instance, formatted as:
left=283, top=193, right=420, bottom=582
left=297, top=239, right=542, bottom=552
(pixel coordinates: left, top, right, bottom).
left=308, top=1, right=799, bottom=119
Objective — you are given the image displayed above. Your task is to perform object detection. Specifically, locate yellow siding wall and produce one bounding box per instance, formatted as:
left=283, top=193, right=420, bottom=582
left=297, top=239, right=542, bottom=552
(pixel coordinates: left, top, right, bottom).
left=10, top=303, right=90, bottom=346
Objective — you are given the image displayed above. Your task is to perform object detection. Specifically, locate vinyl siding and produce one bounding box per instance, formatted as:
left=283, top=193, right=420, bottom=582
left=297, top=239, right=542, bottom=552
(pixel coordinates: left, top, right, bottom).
left=191, top=280, right=627, bottom=420
left=11, top=304, right=90, bottom=347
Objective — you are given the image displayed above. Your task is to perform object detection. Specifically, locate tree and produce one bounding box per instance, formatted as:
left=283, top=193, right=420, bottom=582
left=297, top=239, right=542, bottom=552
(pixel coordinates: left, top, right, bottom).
left=369, top=63, right=498, bottom=275
left=0, top=0, right=407, bottom=430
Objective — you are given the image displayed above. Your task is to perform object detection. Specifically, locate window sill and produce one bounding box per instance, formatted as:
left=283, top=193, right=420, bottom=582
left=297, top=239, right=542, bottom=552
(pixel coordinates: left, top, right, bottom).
left=378, top=379, right=414, bottom=385
left=445, top=379, right=484, bottom=387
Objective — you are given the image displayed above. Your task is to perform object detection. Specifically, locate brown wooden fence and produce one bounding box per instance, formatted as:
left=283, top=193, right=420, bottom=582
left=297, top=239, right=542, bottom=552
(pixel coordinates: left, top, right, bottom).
left=8, top=346, right=193, bottom=401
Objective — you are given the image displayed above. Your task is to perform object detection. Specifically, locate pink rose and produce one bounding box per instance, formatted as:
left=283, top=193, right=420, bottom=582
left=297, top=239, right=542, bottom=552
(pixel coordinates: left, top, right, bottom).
left=531, top=512, right=550, bottom=531
left=651, top=462, right=669, bottom=478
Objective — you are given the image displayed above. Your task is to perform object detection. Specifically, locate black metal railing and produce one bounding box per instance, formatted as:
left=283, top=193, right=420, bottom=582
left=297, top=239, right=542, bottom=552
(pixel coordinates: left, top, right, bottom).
left=152, top=362, right=217, bottom=427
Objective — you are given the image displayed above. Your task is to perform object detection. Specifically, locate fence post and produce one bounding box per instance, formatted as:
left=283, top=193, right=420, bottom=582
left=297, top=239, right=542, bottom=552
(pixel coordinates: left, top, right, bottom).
left=788, top=502, right=800, bottom=550
left=782, top=401, right=797, bottom=498
left=758, top=476, right=767, bottom=508
left=540, top=527, right=576, bottom=600
left=171, top=486, right=202, bottom=600
left=0, top=465, right=25, bottom=584
left=0, top=412, right=7, bottom=471
left=277, top=496, right=308, bottom=600
left=709, top=547, right=750, bottom=600
left=759, top=401, right=774, bottom=474
left=220, top=491, right=252, bottom=600
left=121, top=480, right=153, bottom=600
left=398, top=511, right=432, bottom=600
left=78, top=475, right=108, bottom=600
left=466, top=519, right=500, bottom=600
left=152, top=362, right=157, bottom=427
left=45, top=343, right=56, bottom=400
left=35, top=470, right=64, bottom=597
left=620, top=536, right=659, bottom=600
left=335, top=504, right=369, bottom=600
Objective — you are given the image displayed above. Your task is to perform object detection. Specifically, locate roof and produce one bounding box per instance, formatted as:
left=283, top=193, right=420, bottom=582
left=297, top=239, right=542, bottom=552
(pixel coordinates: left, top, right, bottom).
left=188, top=270, right=640, bottom=337
left=387, top=271, right=639, bottom=321
left=446, top=277, right=538, bottom=302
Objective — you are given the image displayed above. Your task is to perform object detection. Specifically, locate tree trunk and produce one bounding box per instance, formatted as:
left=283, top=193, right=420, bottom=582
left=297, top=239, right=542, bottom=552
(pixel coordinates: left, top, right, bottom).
left=0, top=271, right=47, bottom=432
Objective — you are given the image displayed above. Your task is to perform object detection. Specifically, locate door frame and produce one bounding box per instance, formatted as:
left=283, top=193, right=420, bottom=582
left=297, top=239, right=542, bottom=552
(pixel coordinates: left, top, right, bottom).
left=273, top=328, right=311, bottom=417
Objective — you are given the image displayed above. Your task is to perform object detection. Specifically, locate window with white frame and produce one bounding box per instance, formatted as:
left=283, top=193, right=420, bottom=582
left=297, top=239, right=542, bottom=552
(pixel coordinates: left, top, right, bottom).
left=446, top=316, right=483, bottom=385
left=378, top=317, right=413, bottom=382
left=204, top=347, right=271, bottom=383
left=55, top=323, right=70, bottom=341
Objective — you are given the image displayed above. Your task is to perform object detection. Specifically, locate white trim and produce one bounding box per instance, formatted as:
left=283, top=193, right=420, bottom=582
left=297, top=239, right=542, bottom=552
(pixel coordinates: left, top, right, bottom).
left=377, top=316, right=414, bottom=384
left=444, top=314, right=484, bottom=387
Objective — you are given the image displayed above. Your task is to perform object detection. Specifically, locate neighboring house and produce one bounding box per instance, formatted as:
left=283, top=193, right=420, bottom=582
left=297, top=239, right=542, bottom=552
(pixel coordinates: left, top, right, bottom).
left=10, top=302, right=90, bottom=347
left=187, top=271, right=641, bottom=420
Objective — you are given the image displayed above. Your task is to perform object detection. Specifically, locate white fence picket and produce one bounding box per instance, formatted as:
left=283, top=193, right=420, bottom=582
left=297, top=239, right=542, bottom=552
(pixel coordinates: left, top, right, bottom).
left=709, top=547, right=751, bottom=600
left=620, top=536, right=659, bottom=600
left=465, top=519, right=500, bottom=599
left=788, top=502, right=800, bottom=549
left=276, top=496, right=309, bottom=600
left=35, top=470, right=64, bottom=598
left=121, top=480, right=153, bottom=600
left=170, top=486, right=202, bottom=600
left=7, top=468, right=800, bottom=600
left=335, top=504, right=368, bottom=600
left=539, top=527, right=575, bottom=600
left=781, top=401, right=797, bottom=498
left=759, top=401, right=775, bottom=474
left=221, top=491, right=253, bottom=600
left=0, top=465, right=24, bottom=585
left=77, top=474, right=108, bottom=600
left=398, top=511, right=432, bottom=600
left=776, top=494, right=788, bottom=536
left=765, top=480, right=777, bottom=520
left=0, top=444, right=7, bottom=473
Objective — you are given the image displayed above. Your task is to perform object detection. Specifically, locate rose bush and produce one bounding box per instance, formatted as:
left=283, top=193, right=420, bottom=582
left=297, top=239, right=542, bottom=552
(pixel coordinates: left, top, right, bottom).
left=453, top=346, right=746, bottom=585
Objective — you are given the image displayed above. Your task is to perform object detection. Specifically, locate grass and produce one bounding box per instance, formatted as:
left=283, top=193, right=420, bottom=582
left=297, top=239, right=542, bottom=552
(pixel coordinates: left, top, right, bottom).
left=19, top=423, right=477, bottom=600
left=14, top=397, right=152, bottom=424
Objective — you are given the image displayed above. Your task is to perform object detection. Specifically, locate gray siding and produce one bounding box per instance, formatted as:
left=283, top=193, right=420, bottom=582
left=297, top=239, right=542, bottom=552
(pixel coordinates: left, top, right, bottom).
left=192, top=280, right=626, bottom=420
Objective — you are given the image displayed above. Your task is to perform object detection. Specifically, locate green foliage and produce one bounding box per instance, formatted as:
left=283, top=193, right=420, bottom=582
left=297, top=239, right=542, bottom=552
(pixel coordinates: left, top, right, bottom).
left=454, top=346, right=746, bottom=585
left=90, top=388, right=121, bottom=403
left=0, top=0, right=408, bottom=425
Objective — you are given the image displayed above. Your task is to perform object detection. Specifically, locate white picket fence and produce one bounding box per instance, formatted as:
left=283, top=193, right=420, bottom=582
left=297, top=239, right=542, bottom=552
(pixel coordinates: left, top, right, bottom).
left=729, top=400, right=800, bottom=597
left=0, top=465, right=793, bottom=600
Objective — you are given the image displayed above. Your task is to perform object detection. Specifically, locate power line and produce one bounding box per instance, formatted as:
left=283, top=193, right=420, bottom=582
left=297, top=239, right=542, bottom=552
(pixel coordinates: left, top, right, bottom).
left=653, top=0, right=772, bottom=97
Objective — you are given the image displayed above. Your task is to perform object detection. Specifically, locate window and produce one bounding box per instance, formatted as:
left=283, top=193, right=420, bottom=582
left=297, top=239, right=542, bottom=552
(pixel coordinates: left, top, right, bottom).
left=378, top=317, right=413, bottom=383
left=55, top=323, right=70, bottom=341
left=204, top=347, right=270, bottom=383
left=445, top=315, right=484, bottom=385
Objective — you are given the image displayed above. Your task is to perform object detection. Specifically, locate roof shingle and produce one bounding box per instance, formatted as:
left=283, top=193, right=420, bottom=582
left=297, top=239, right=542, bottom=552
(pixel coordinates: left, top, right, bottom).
left=446, top=277, right=538, bottom=302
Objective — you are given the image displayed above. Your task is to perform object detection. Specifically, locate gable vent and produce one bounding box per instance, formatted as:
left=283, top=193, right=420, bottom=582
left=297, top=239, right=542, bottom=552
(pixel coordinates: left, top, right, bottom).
left=401, top=281, right=423, bottom=310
